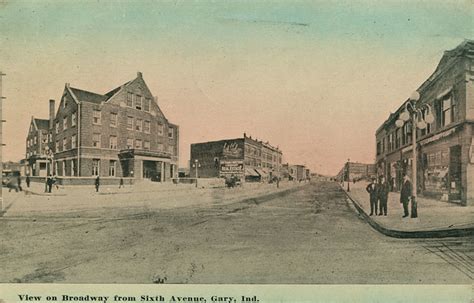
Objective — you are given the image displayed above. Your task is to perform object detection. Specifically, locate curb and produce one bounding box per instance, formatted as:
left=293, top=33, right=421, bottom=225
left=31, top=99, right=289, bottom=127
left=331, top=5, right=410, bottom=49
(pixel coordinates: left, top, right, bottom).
left=340, top=185, right=474, bottom=238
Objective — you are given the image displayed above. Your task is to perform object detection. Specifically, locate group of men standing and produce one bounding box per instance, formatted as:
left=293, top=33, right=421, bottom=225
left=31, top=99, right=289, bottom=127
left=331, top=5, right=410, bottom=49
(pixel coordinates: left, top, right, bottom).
left=366, top=174, right=414, bottom=218
left=366, top=176, right=390, bottom=216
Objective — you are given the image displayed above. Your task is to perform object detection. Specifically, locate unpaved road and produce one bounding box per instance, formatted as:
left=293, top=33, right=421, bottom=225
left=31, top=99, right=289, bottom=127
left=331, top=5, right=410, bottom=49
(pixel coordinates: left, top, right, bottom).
left=1, top=181, right=472, bottom=283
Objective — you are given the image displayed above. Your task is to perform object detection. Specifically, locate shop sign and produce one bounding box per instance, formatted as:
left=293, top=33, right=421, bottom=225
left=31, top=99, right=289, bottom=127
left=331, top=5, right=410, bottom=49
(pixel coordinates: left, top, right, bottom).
left=220, top=160, right=244, bottom=176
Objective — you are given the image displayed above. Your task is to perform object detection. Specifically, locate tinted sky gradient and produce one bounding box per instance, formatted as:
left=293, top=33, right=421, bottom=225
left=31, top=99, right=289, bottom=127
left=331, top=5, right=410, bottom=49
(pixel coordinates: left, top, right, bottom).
left=0, top=1, right=472, bottom=175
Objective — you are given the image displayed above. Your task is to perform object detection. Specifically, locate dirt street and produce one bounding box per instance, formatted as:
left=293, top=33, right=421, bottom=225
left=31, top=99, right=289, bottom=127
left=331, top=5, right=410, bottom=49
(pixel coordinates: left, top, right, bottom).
left=0, top=181, right=472, bottom=283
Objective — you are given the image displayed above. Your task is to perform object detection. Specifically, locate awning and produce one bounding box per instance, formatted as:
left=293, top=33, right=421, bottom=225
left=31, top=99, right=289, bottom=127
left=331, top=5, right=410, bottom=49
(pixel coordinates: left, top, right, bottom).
left=245, top=167, right=259, bottom=177
left=254, top=168, right=268, bottom=177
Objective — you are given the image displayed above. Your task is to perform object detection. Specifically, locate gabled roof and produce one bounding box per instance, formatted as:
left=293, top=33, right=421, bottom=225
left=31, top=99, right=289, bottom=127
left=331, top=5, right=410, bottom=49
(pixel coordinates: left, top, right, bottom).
left=104, top=80, right=131, bottom=99
left=65, top=72, right=158, bottom=107
left=69, top=87, right=108, bottom=104
left=34, top=118, right=49, bottom=130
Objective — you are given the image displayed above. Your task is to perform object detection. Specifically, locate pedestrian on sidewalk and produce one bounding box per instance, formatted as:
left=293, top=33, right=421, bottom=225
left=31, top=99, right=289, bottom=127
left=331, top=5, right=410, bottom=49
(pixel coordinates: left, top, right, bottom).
left=52, top=174, right=59, bottom=190
left=366, top=177, right=378, bottom=216
left=377, top=176, right=389, bottom=216
left=119, top=177, right=124, bottom=189
left=46, top=174, right=53, bottom=193
left=95, top=176, right=100, bottom=192
left=400, top=174, right=412, bottom=218
left=17, top=175, right=23, bottom=192
left=26, top=175, right=30, bottom=188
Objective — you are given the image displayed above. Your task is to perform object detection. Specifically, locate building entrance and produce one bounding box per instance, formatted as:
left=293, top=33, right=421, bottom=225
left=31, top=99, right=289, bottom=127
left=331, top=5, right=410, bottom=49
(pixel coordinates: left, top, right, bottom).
left=449, top=145, right=462, bottom=202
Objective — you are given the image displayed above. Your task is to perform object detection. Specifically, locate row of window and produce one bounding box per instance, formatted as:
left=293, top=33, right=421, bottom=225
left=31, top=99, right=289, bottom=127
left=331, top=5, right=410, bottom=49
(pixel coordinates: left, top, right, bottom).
left=56, top=112, right=77, bottom=134
left=93, top=110, right=175, bottom=138
left=377, top=94, right=459, bottom=156
left=54, top=133, right=175, bottom=154
left=127, top=92, right=151, bottom=111
left=55, top=110, right=175, bottom=140
left=26, top=136, right=37, bottom=147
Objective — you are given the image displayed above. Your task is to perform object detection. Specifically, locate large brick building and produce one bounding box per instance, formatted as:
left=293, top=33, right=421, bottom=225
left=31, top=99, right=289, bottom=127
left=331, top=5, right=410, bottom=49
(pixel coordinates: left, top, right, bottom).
left=375, top=40, right=474, bottom=206
left=25, top=117, right=50, bottom=176
left=190, top=133, right=282, bottom=182
left=25, top=72, right=179, bottom=182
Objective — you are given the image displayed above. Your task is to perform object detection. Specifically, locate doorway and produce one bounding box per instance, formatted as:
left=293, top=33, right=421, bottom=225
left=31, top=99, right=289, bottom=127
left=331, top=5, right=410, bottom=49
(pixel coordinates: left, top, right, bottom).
left=449, top=145, right=462, bottom=202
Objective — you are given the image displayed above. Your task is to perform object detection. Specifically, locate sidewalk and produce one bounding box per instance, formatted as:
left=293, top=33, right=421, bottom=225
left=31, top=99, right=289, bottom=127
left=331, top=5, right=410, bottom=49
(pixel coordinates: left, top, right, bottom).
left=343, top=181, right=474, bottom=238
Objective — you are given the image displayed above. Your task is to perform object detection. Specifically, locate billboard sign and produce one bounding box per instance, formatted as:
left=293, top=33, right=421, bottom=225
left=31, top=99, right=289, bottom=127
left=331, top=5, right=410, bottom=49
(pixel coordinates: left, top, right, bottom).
left=220, top=160, right=244, bottom=177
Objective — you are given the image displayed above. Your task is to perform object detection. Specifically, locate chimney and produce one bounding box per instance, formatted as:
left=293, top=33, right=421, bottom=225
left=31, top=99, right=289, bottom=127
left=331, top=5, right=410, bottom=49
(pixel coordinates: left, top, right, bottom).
left=49, top=99, right=55, bottom=129
left=137, top=71, right=142, bottom=78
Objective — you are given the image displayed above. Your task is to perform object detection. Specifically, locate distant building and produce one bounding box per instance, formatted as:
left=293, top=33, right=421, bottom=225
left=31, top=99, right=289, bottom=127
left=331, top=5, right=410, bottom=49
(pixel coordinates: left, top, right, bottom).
left=375, top=40, right=474, bottom=206
left=24, top=72, right=179, bottom=182
left=190, top=133, right=282, bottom=182
left=25, top=117, right=50, bottom=176
left=289, top=164, right=307, bottom=181
left=336, top=162, right=375, bottom=182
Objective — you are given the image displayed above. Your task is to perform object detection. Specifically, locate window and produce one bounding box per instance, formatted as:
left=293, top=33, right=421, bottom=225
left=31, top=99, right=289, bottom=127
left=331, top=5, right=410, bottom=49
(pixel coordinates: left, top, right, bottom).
left=144, top=140, right=150, bottom=150
left=56, top=140, right=60, bottom=152
left=92, top=133, right=101, bottom=148
left=157, top=143, right=163, bottom=151
left=157, top=124, right=164, bottom=135
left=126, top=138, right=133, bottom=149
left=127, top=92, right=133, bottom=107
left=109, top=135, right=117, bottom=149
left=63, top=117, right=68, bottom=130
left=93, top=109, right=101, bottom=125
left=92, top=159, right=100, bottom=176
left=135, top=95, right=142, bottom=110
left=135, top=119, right=142, bottom=131
left=109, top=160, right=116, bottom=177
left=144, top=98, right=150, bottom=112
left=71, top=160, right=77, bottom=176
left=34, top=136, right=37, bottom=144
left=168, top=145, right=174, bottom=155
left=442, top=97, right=452, bottom=127
left=63, top=137, right=67, bottom=151
left=127, top=116, right=133, bottom=130
left=387, top=133, right=392, bottom=152
left=144, top=120, right=151, bottom=133
left=168, top=127, right=174, bottom=138
left=56, top=121, right=59, bottom=134
left=72, top=134, right=77, bottom=149
left=110, top=113, right=117, bottom=127
left=420, top=108, right=431, bottom=136
left=395, top=129, right=400, bottom=149
left=27, top=140, right=30, bottom=148
left=135, top=139, right=142, bottom=149
left=377, top=141, right=381, bottom=156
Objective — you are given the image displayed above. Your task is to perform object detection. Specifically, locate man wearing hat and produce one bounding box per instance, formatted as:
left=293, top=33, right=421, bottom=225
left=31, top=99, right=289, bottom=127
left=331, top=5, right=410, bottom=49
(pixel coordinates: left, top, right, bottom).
left=366, top=177, right=378, bottom=216
left=378, top=175, right=389, bottom=216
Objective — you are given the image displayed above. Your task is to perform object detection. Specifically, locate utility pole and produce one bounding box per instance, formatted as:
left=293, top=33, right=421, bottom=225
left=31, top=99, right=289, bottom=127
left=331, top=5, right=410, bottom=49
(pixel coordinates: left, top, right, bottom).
left=0, top=71, right=5, bottom=213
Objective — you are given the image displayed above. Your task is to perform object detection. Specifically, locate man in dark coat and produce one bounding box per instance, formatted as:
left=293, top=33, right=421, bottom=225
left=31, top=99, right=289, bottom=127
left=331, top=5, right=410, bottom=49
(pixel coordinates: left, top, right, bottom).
left=366, top=177, right=378, bottom=216
left=377, top=176, right=389, bottom=216
left=95, top=176, right=100, bottom=192
left=46, top=175, right=53, bottom=193
left=26, top=175, right=31, bottom=188
left=400, top=174, right=412, bottom=218
left=17, top=175, right=23, bottom=192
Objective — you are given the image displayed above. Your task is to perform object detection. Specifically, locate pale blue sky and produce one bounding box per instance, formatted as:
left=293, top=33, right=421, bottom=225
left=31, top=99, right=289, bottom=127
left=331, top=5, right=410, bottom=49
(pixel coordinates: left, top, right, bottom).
left=0, top=1, right=472, bottom=175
